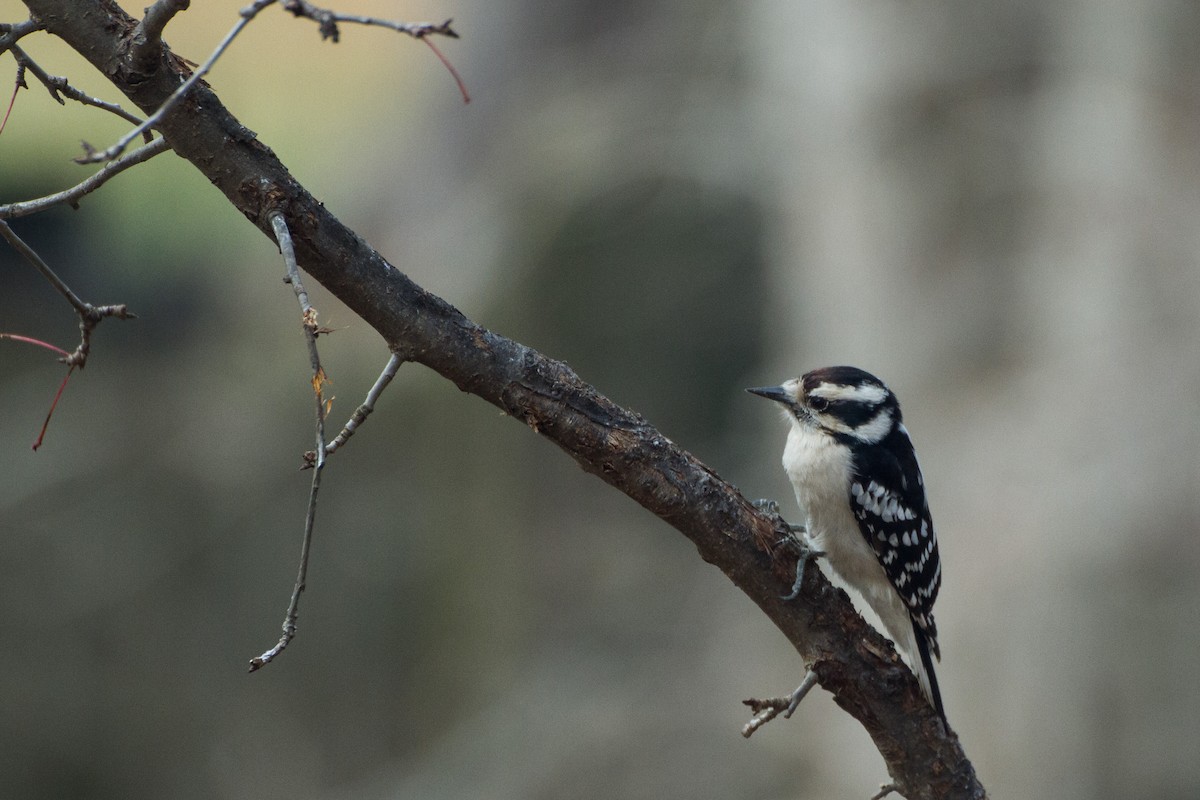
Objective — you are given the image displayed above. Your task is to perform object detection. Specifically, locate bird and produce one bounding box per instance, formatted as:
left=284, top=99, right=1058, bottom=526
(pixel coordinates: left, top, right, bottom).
left=748, top=366, right=945, bottom=721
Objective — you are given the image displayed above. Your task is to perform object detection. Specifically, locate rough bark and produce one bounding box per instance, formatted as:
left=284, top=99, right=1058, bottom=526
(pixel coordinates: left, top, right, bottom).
left=18, top=1, right=985, bottom=797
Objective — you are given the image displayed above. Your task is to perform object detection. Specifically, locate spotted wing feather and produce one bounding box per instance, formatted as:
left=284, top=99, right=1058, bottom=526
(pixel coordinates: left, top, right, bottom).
left=847, top=424, right=942, bottom=657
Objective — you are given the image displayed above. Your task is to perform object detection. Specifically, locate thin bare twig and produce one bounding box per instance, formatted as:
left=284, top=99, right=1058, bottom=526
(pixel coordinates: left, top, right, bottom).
left=9, top=44, right=147, bottom=130
left=0, top=64, right=20, bottom=137
left=249, top=210, right=329, bottom=672
left=1, top=218, right=89, bottom=313
left=0, top=332, right=77, bottom=450
left=1, top=137, right=171, bottom=219
left=420, top=35, right=469, bottom=104
left=77, top=0, right=278, bottom=164
left=871, top=784, right=900, bottom=800
left=741, top=669, right=820, bottom=738
left=0, top=333, right=69, bottom=357
left=279, top=0, right=457, bottom=43
left=31, top=366, right=74, bottom=450
left=130, top=0, right=191, bottom=70
left=277, top=1, right=467, bottom=101
left=0, top=19, right=44, bottom=54
left=0, top=219, right=136, bottom=368
left=0, top=224, right=134, bottom=450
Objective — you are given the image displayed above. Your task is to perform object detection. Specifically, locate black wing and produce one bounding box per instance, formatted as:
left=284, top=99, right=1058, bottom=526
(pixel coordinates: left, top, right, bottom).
left=847, top=423, right=942, bottom=656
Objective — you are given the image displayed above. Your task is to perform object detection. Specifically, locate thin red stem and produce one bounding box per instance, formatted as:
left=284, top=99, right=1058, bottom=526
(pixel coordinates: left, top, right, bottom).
left=32, top=366, right=74, bottom=451
left=0, top=332, right=71, bottom=357
left=422, top=36, right=469, bottom=104
left=0, top=76, right=19, bottom=137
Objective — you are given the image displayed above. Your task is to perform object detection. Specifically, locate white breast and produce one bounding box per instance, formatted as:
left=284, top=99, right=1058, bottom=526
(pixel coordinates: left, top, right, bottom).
left=781, top=419, right=931, bottom=700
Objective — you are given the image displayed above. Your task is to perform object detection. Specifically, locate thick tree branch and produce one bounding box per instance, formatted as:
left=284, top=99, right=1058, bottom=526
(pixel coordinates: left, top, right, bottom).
left=19, top=2, right=985, bottom=797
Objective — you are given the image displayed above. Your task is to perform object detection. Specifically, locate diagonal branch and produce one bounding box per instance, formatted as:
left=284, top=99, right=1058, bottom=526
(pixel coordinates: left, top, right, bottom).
left=0, top=18, right=44, bottom=54
left=10, top=44, right=147, bottom=129
left=21, top=2, right=986, bottom=797
left=0, top=137, right=170, bottom=218
left=75, top=0, right=277, bottom=164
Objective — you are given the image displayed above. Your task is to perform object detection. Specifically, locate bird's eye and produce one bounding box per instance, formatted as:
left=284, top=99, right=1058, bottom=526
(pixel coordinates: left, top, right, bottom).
left=808, top=396, right=829, bottom=412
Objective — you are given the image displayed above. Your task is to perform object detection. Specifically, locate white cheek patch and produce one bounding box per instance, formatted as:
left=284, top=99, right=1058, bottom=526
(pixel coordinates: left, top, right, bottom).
left=847, top=408, right=893, bottom=443
left=819, top=407, right=893, bottom=444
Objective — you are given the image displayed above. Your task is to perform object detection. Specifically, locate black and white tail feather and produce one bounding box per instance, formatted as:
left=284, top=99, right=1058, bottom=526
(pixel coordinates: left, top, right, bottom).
left=749, top=366, right=945, bottom=721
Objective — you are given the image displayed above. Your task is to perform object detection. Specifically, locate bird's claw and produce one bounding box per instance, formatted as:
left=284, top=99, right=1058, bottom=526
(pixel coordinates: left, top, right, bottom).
left=753, top=498, right=821, bottom=599
left=781, top=539, right=825, bottom=600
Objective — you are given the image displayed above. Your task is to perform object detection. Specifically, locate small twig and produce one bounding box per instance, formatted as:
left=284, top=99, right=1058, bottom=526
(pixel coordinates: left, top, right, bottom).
left=0, top=333, right=69, bottom=357
left=741, top=669, right=821, bottom=738
left=1, top=137, right=171, bottom=219
left=31, top=366, right=75, bottom=450
left=78, top=0, right=278, bottom=164
left=870, top=784, right=899, bottom=800
left=302, top=352, right=402, bottom=468
left=130, top=0, right=191, bottom=71
left=279, top=0, right=457, bottom=43
left=1, top=218, right=91, bottom=314
left=0, top=19, right=44, bottom=54
left=9, top=44, right=148, bottom=132
left=420, top=35, right=470, bottom=104
left=0, top=220, right=136, bottom=370
left=277, top=2, right=467, bottom=102
left=0, top=64, right=21, bottom=137
left=249, top=211, right=329, bottom=672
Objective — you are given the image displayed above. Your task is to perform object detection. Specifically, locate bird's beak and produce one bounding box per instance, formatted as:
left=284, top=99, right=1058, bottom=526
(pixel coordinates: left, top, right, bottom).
left=746, top=385, right=790, bottom=404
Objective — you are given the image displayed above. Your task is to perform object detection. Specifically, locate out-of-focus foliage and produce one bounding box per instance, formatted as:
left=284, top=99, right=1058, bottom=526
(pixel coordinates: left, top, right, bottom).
left=2, top=1, right=1199, bottom=799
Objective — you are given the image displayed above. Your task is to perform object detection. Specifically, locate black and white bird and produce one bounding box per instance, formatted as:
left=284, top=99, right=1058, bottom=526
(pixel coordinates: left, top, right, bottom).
left=748, top=366, right=944, bottom=720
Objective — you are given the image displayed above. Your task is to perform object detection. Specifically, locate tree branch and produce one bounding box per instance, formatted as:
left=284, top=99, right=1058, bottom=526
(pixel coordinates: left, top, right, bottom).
left=18, top=2, right=986, bottom=797
left=280, top=0, right=458, bottom=43
left=74, top=0, right=276, bottom=164
left=0, top=137, right=170, bottom=218
left=0, top=18, right=44, bottom=54
left=248, top=211, right=329, bottom=671
left=10, top=43, right=148, bottom=129
left=129, top=0, right=190, bottom=71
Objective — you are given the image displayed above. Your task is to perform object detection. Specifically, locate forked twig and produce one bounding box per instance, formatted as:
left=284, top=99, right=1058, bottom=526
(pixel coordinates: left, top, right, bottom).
left=302, top=352, right=402, bottom=468
left=0, top=220, right=136, bottom=370
left=279, top=0, right=457, bottom=42
left=0, top=19, right=44, bottom=54
left=0, top=334, right=73, bottom=448
left=741, top=669, right=821, bottom=738
left=249, top=210, right=329, bottom=671
left=278, top=1, right=467, bottom=102
left=0, top=221, right=135, bottom=449
left=10, top=44, right=148, bottom=131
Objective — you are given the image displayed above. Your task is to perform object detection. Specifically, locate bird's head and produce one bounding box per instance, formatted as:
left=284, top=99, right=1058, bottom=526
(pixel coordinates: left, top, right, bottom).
left=747, top=366, right=900, bottom=444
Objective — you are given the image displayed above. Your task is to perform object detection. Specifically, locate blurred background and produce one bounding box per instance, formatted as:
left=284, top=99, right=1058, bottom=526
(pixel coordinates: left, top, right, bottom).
left=3, top=0, right=1200, bottom=798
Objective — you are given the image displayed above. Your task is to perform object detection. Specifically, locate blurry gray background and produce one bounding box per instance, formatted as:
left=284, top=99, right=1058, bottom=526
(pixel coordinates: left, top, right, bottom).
left=2, top=0, right=1199, bottom=798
